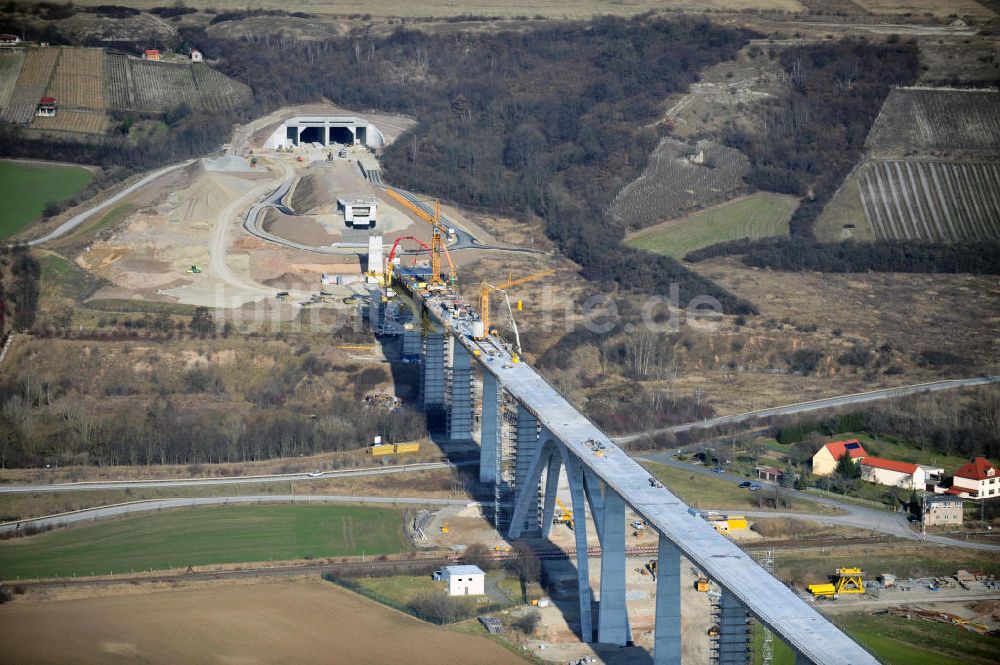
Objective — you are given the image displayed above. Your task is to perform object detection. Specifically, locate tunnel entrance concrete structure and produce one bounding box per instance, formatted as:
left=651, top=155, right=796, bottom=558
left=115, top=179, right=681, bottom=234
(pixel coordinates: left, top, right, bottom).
left=263, top=116, right=385, bottom=150
left=406, top=283, right=883, bottom=665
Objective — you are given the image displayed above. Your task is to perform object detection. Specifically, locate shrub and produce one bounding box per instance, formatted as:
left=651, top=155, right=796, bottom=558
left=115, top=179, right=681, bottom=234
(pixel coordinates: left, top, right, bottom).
left=512, top=610, right=541, bottom=635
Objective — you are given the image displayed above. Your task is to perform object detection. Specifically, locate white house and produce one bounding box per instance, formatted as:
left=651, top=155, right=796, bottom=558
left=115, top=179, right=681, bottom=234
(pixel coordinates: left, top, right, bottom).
left=434, top=565, right=485, bottom=596
left=950, top=457, right=999, bottom=500
left=860, top=456, right=942, bottom=490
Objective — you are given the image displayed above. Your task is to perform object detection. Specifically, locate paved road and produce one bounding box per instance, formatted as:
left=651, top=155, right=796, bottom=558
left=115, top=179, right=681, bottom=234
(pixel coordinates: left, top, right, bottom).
left=640, top=453, right=1000, bottom=552
left=0, top=494, right=480, bottom=536
left=617, top=376, right=998, bottom=443
left=22, top=160, right=196, bottom=246
left=0, top=460, right=477, bottom=494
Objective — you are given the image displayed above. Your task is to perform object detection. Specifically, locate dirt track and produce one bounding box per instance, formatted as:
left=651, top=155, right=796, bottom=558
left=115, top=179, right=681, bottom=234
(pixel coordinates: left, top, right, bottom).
left=0, top=577, right=529, bottom=665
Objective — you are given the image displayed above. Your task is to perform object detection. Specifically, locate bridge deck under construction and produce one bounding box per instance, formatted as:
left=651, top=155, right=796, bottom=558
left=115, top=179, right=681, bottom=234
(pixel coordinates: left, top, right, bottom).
left=413, top=284, right=880, bottom=665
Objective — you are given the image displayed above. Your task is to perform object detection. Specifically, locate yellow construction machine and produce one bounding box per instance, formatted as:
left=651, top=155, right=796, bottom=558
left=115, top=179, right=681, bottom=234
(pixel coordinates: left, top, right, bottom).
left=553, top=498, right=574, bottom=530
left=808, top=567, right=866, bottom=599
left=475, top=270, right=555, bottom=361
left=384, top=188, right=456, bottom=287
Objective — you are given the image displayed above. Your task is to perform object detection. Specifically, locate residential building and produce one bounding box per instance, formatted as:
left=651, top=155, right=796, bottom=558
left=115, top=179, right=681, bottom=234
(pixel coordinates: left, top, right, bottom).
left=36, top=97, right=56, bottom=117
left=812, top=439, right=867, bottom=477
left=0, top=34, right=21, bottom=45
left=924, top=495, right=963, bottom=526
left=143, top=49, right=160, bottom=61
left=755, top=465, right=783, bottom=483
left=950, top=457, right=999, bottom=499
left=190, top=48, right=202, bottom=62
left=434, top=565, right=485, bottom=596
left=860, top=457, right=943, bottom=490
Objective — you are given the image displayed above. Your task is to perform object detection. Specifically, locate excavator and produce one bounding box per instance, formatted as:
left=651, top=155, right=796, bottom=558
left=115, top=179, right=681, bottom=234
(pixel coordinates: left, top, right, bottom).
left=475, top=270, right=555, bottom=362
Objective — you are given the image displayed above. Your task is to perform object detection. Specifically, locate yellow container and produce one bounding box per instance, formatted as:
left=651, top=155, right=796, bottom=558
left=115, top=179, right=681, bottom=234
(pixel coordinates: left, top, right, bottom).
left=394, top=442, right=420, bottom=454
left=726, top=517, right=747, bottom=530
left=370, top=444, right=394, bottom=456
left=808, top=583, right=837, bottom=597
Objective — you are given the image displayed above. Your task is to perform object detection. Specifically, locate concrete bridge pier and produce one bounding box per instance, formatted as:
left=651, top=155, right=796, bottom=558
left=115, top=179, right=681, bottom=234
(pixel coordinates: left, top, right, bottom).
left=479, top=372, right=499, bottom=483
left=717, top=589, right=751, bottom=664
left=565, top=455, right=595, bottom=643
left=597, top=488, right=631, bottom=646
left=421, top=333, right=446, bottom=410
left=653, top=535, right=681, bottom=665
left=539, top=453, right=562, bottom=538
left=448, top=341, right=473, bottom=442
left=512, top=407, right=540, bottom=535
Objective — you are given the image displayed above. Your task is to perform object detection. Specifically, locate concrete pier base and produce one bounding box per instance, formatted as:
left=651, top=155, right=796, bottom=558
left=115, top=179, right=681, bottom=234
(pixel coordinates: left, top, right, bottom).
left=653, top=535, right=681, bottom=665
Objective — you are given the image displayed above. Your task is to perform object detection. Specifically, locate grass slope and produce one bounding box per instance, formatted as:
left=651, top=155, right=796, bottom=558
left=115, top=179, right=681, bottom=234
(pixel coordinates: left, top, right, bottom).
left=835, top=613, right=997, bottom=665
left=625, top=193, right=798, bottom=259
left=0, top=161, right=93, bottom=238
left=0, top=504, right=410, bottom=579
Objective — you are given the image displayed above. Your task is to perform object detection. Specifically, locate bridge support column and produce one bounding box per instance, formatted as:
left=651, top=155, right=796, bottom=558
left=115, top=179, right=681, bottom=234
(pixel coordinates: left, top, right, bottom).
left=718, top=589, right=750, bottom=664
left=448, top=342, right=473, bottom=442
left=584, top=470, right=605, bottom=544
left=566, top=456, right=594, bottom=643
left=511, top=407, right=540, bottom=535
left=539, top=453, right=562, bottom=538
left=653, top=535, right=681, bottom=665
left=421, top=333, right=446, bottom=410
left=479, top=372, right=499, bottom=484
left=597, top=489, right=630, bottom=646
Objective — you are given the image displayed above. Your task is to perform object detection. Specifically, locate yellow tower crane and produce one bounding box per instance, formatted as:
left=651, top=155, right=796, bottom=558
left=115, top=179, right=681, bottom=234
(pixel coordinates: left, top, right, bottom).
left=475, top=270, right=555, bottom=358
left=384, top=188, right=456, bottom=287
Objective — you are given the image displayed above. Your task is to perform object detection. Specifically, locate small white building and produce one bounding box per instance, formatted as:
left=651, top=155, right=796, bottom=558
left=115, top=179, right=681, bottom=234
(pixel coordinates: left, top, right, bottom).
left=338, top=198, right=378, bottom=229
left=434, top=565, right=485, bottom=596
left=190, top=48, right=203, bottom=63
left=860, top=457, right=942, bottom=490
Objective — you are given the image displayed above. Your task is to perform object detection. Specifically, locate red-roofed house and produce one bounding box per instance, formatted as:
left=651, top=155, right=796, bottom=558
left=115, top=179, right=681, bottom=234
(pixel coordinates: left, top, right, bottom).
left=860, top=457, right=943, bottom=490
left=143, top=49, right=160, bottom=61
left=36, top=96, right=56, bottom=117
left=812, top=439, right=867, bottom=477
left=951, top=457, right=999, bottom=500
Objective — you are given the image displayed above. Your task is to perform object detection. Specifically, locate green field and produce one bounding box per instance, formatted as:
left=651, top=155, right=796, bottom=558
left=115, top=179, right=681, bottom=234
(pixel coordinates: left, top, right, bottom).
left=834, top=613, right=997, bottom=665
left=755, top=613, right=995, bottom=665
left=643, top=461, right=835, bottom=514
left=0, top=161, right=93, bottom=238
left=0, top=504, right=410, bottom=580
left=625, top=193, right=798, bottom=259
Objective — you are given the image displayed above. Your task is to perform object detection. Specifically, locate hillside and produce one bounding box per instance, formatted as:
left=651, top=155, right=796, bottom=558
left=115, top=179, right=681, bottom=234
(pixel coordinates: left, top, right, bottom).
left=0, top=46, right=251, bottom=136
left=817, top=88, right=1000, bottom=242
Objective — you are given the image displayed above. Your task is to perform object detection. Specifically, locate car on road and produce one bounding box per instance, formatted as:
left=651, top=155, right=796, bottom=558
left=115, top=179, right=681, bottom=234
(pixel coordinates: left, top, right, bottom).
left=307, top=472, right=325, bottom=478
left=738, top=481, right=752, bottom=489
left=749, top=483, right=762, bottom=491
left=712, top=467, right=724, bottom=474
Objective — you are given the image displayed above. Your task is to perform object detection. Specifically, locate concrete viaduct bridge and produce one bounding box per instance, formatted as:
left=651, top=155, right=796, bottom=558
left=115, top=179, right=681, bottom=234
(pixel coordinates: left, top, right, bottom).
left=400, top=287, right=880, bottom=665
